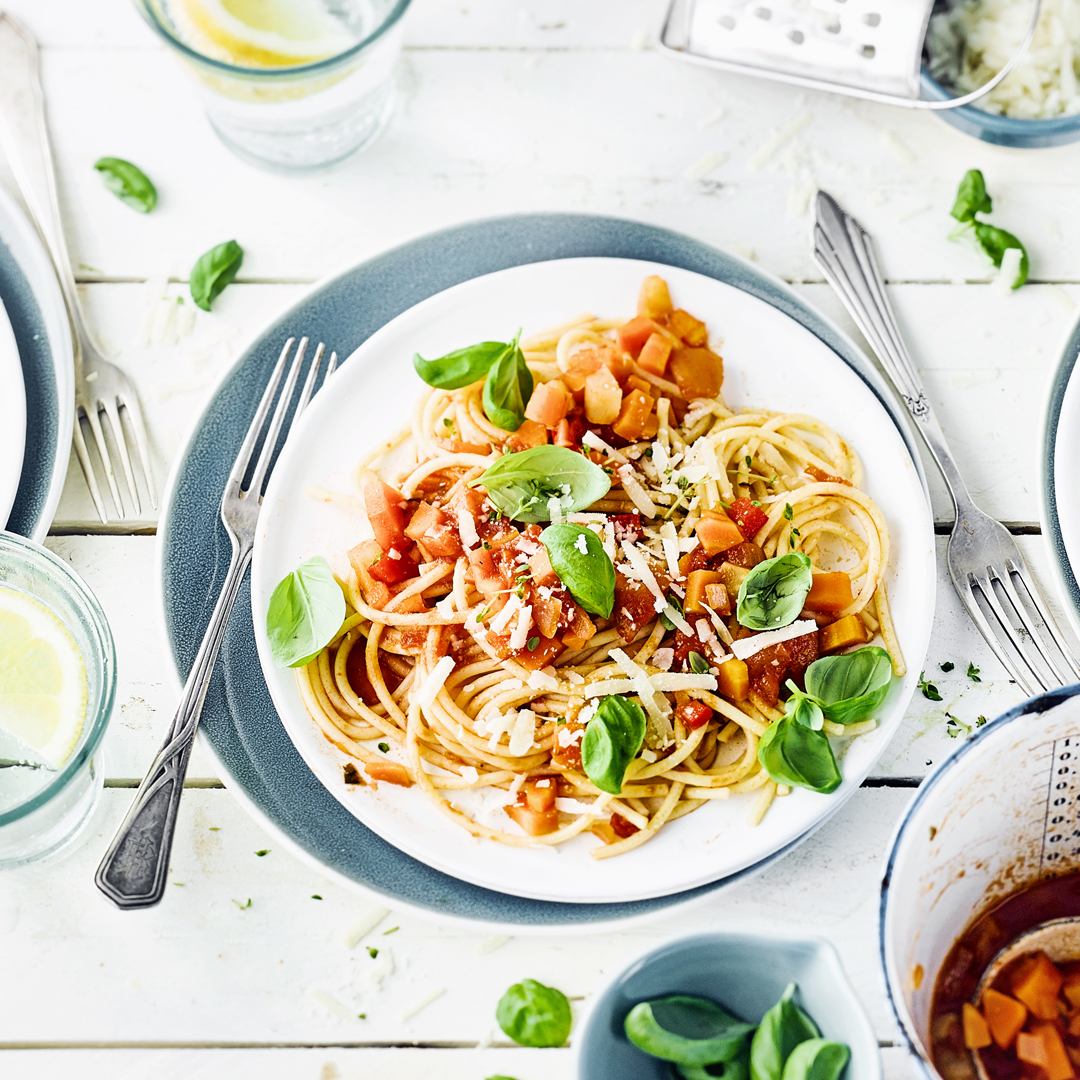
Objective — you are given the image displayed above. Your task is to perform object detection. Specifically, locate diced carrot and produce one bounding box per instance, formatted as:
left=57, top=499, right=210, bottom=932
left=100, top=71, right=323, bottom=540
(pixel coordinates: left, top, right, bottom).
left=1068, top=1012, right=1080, bottom=1038
left=685, top=570, right=725, bottom=615
left=638, top=275, right=673, bottom=319
left=554, top=418, right=574, bottom=448
left=668, top=345, right=723, bottom=400
left=505, top=802, right=559, bottom=835
left=617, top=315, right=658, bottom=359
left=962, top=1003, right=992, bottom=1050
left=1017, top=1031, right=1049, bottom=1068
left=805, top=572, right=855, bottom=614
left=525, top=380, right=573, bottom=429
left=505, top=418, right=549, bottom=452
left=718, top=657, right=749, bottom=702
left=567, top=606, right=596, bottom=644
left=516, top=635, right=564, bottom=671
left=364, top=762, right=413, bottom=787
left=363, top=478, right=407, bottom=552
left=625, top=374, right=653, bottom=395
left=1033, top=1023, right=1076, bottom=1080
left=468, top=546, right=510, bottom=601
left=696, top=510, right=745, bottom=556
left=611, top=388, right=655, bottom=441
left=1064, top=968, right=1080, bottom=1008
left=668, top=308, right=708, bottom=347
left=524, top=778, right=557, bottom=813
left=704, top=582, right=731, bottom=616
left=718, top=562, right=750, bottom=596
left=819, top=614, right=868, bottom=654
left=584, top=366, right=622, bottom=425
left=642, top=413, right=659, bottom=439
left=532, top=591, right=563, bottom=639
left=984, top=988, right=1028, bottom=1050
left=1013, top=953, right=1064, bottom=1021
left=638, top=332, right=674, bottom=377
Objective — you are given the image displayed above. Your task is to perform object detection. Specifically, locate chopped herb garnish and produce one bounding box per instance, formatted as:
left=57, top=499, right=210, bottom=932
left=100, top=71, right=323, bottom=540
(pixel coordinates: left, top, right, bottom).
left=383, top=926, right=399, bottom=935
left=209, top=827, right=220, bottom=831
left=940, top=661, right=955, bottom=673
left=173, top=882, right=185, bottom=887
left=488, top=509, right=500, bottom=522
left=378, top=742, right=389, bottom=753
left=233, top=898, right=252, bottom=909
left=482, top=541, right=491, bottom=550
left=967, top=662, right=981, bottom=682
left=255, top=849, right=269, bottom=857
left=745, top=455, right=753, bottom=468
left=367, top=947, right=379, bottom=959
left=917, top=671, right=942, bottom=701
left=555, top=716, right=566, bottom=725
left=688, top=651, right=711, bottom=675
left=783, top=504, right=794, bottom=521
left=527, top=636, right=540, bottom=651
left=976, top=715, right=987, bottom=727
left=945, top=712, right=971, bottom=739
left=751, top=499, right=762, bottom=507
left=358, top=1013, right=367, bottom=1019
left=311, top=894, right=323, bottom=900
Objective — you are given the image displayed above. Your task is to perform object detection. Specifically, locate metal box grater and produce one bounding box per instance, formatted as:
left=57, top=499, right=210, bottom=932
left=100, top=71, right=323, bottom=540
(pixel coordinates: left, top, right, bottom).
left=658, top=0, right=1041, bottom=110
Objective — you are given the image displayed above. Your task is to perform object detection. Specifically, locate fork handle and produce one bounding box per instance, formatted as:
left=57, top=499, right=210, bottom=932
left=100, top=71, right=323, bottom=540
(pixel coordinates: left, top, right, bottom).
left=812, top=191, right=977, bottom=518
left=0, top=14, right=96, bottom=361
left=95, top=538, right=253, bottom=909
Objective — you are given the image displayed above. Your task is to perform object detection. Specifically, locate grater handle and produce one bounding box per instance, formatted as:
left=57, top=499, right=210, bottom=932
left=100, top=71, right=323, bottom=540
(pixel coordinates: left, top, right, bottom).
left=812, top=191, right=975, bottom=516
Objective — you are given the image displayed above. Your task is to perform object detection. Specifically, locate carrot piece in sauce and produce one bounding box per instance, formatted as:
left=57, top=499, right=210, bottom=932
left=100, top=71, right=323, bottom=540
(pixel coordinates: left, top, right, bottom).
left=984, top=988, right=1028, bottom=1050
left=805, top=572, right=854, bottom=614
left=962, top=1003, right=992, bottom=1050
left=1012, top=952, right=1064, bottom=1021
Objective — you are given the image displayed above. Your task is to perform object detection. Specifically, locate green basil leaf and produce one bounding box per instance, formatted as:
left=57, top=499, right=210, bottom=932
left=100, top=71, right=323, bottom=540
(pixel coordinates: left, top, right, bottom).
left=804, top=646, right=893, bottom=725
left=266, top=556, right=345, bottom=668
left=582, top=694, right=646, bottom=795
left=413, top=340, right=508, bottom=390
left=950, top=169, right=991, bottom=224
left=540, top=524, right=615, bottom=618
left=785, top=688, right=824, bottom=731
left=190, top=239, right=243, bottom=311
left=781, top=1039, right=850, bottom=1080
left=688, top=651, right=711, bottom=675
left=495, top=978, right=572, bottom=1048
left=471, top=445, right=611, bottom=523
left=661, top=594, right=684, bottom=631
left=736, top=553, right=813, bottom=631
left=93, top=156, right=157, bottom=213
left=482, top=334, right=533, bottom=431
left=750, top=984, right=820, bottom=1080
left=973, top=223, right=1029, bottom=288
left=625, top=996, right=755, bottom=1066
left=757, top=717, right=842, bottom=795
left=677, top=1044, right=751, bottom=1080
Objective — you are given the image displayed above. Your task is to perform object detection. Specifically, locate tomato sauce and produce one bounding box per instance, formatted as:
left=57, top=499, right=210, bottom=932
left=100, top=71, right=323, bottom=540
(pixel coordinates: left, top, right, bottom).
left=931, top=872, right=1080, bottom=1080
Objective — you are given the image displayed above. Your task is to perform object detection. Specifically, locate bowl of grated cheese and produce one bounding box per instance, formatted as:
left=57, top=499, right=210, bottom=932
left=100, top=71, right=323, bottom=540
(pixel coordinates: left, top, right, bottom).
left=922, top=0, right=1080, bottom=147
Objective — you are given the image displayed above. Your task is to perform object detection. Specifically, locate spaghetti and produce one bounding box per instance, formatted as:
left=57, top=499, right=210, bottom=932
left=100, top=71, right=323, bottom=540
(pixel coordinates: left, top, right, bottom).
left=295, top=275, right=903, bottom=858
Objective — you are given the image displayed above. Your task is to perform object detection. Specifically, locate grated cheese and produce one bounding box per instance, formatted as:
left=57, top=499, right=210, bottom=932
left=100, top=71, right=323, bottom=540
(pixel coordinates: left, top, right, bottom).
left=508, top=709, right=537, bottom=756
left=457, top=506, right=479, bottom=550
left=547, top=495, right=564, bottom=523
left=652, top=647, right=674, bottom=671
left=582, top=429, right=628, bottom=463
left=526, top=668, right=559, bottom=691
left=730, top=620, right=819, bottom=660
left=610, top=648, right=674, bottom=744
left=508, top=604, right=533, bottom=650
left=415, top=655, right=456, bottom=708
left=343, top=906, right=390, bottom=947
left=617, top=465, right=657, bottom=518
left=402, top=987, right=445, bottom=1021
left=488, top=595, right=521, bottom=635
left=620, top=540, right=667, bottom=613
left=308, top=987, right=356, bottom=1022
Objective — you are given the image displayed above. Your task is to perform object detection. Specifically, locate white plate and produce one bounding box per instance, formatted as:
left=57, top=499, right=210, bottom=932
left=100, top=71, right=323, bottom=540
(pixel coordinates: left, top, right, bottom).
left=251, top=257, right=936, bottom=906
left=0, top=294, right=26, bottom=525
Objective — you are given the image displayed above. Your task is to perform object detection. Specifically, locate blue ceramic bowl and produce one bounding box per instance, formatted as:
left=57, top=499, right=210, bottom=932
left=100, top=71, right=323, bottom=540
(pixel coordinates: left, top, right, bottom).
left=920, top=69, right=1080, bottom=148
left=576, top=930, right=882, bottom=1080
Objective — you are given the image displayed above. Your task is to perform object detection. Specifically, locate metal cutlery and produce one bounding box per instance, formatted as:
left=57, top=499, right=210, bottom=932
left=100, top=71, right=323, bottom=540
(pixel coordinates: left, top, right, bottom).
left=813, top=190, right=1079, bottom=697
left=0, top=13, right=155, bottom=523
left=95, top=336, right=331, bottom=909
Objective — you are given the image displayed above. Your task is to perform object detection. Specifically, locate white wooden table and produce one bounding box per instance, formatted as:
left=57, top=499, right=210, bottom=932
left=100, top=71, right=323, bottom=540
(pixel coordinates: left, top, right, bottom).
left=3, top=1, right=1079, bottom=1077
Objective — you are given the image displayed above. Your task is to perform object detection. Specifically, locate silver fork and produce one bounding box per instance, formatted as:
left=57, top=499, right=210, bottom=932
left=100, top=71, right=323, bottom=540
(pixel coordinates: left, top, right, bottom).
left=95, top=336, right=329, bottom=909
left=0, top=14, right=154, bottom=522
left=813, top=190, right=1080, bottom=698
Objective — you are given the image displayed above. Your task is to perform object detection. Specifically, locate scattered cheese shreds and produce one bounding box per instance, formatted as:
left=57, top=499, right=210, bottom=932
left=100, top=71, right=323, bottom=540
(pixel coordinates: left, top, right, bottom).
left=508, top=709, right=537, bottom=756
left=402, top=987, right=446, bottom=1021
left=308, top=987, right=357, bottom=1022
left=731, top=620, right=819, bottom=660
left=477, top=935, right=511, bottom=955
left=343, top=906, right=390, bottom=948
left=618, top=466, right=657, bottom=517
left=508, top=604, right=533, bottom=651
left=489, top=595, right=521, bottom=635
left=457, top=507, right=480, bottom=550
left=416, top=656, right=456, bottom=708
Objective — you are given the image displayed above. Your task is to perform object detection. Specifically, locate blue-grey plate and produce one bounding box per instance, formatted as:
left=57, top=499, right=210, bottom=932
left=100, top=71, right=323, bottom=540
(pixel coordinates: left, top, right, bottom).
left=158, top=213, right=928, bottom=928
left=1040, top=309, right=1080, bottom=642
left=0, top=184, right=72, bottom=541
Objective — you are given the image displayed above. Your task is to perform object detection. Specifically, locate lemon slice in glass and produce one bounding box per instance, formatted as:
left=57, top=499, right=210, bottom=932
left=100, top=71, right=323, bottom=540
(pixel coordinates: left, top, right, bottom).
left=178, top=0, right=354, bottom=67
left=0, top=586, right=87, bottom=770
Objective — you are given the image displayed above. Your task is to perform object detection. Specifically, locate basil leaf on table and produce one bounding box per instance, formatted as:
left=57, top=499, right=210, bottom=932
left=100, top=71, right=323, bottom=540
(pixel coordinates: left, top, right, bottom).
left=482, top=333, right=533, bottom=431
left=582, top=694, right=646, bottom=795
left=757, top=718, right=842, bottom=795
left=736, top=553, right=813, bottom=631
left=190, top=239, right=244, bottom=311
left=540, top=524, right=616, bottom=618
left=413, top=339, right=508, bottom=390
left=471, top=445, right=611, bottom=523
left=93, top=156, right=157, bottom=213
left=950, top=169, right=992, bottom=224
left=781, top=1039, right=851, bottom=1080
left=624, top=995, right=755, bottom=1066
left=266, top=555, right=345, bottom=668
left=803, top=646, right=893, bottom=725
left=750, top=984, right=820, bottom=1080
left=495, top=978, right=572, bottom=1048
left=973, top=223, right=1029, bottom=288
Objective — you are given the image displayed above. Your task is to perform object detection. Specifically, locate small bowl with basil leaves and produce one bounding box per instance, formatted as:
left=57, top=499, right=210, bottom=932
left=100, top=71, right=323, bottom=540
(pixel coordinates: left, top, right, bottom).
left=576, top=930, right=880, bottom=1080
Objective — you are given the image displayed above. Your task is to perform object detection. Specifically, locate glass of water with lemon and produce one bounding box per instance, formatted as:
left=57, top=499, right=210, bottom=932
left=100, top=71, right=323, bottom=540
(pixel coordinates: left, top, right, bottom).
left=135, top=0, right=412, bottom=170
left=0, top=533, right=115, bottom=866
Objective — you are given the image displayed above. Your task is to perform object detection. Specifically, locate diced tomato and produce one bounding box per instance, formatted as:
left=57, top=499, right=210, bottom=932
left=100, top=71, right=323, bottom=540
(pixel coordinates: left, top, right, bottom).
left=506, top=802, right=559, bottom=836
left=638, top=332, right=673, bottom=377
left=610, top=513, right=644, bottom=543
left=348, top=540, right=391, bottom=608
left=524, top=778, right=557, bottom=813
left=610, top=813, right=640, bottom=838
left=728, top=497, right=770, bottom=540
left=746, top=642, right=791, bottom=707
left=617, top=315, right=658, bottom=358
left=806, top=463, right=852, bottom=487
left=468, top=546, right=510, bottom=600
left=614, top=571, right=657, bottom=642
left=505, top=418, right=549, bottom=452
left=676, top=700, right=713, bottom=730
left=785, top=632, right=819, bottom=689
left=695, top=510, right=744, bottom=556
left=368, top=544, right=420, bottom=586
left=525, top=380, right=573, bottom=429
left=363, top=479, right=408, bottom=552
left=345, top=647, right=402, bottom=706
left=364, top=761, right=413, bottom=787
left=721, top=541, right=767, bottom=570
left=405, top=502, right=464, bottom=558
